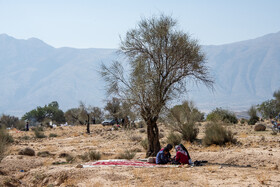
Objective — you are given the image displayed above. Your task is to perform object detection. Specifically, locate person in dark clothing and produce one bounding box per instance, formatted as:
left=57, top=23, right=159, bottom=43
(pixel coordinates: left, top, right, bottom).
left=160, top=144, right=173, bottom=159
left=25, top=121, right=29, bottom=131
left=156, top=147, right=170, bottom=164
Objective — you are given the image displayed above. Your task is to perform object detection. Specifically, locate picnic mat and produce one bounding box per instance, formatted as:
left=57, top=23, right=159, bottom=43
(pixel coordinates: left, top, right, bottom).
left=83, top=159, right=181, bottom=168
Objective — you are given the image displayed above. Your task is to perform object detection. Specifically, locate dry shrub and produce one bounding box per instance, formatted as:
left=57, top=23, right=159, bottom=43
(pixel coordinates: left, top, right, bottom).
left=139, top=129, right=145, bottom=133
left=180, top=122, right=199, bottom=142
left=131, top=147, right=142, bottom=152
left=79, top=152, right=89, bottom=161
left=80, top=151, right=101, bottom=161
left=49, top=133, right=58, bottom=137
left=140, top=138, right=148, bottom=150
left=59, top=152, right=70, bottom=158
left=203, top=122, right=236, bottom=146
left=18, top=147, right=35, bottom=156
left=0, top=127, right=12, bottom=162
left=37, top=151, right=52, bottom=157
left=66, top=154, right=75, bottom=163
left=159, top=133, right=164, bottom=139
left=257, top=173, right=270, bottom=185
left=20, top=135, right=30, bottom=140
left=115, top=150, right=135, bottom=160
left=130, top=135, right=142, bottom=142
left=88, top=151, right=101, bottom=161
left=166, top=132, right=182, bottom=146
left=34, top=128, right=46, bottom=138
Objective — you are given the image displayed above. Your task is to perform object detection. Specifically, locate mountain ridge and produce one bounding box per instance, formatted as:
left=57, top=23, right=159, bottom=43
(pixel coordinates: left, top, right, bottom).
left=0, top=32, right=279, bottom=117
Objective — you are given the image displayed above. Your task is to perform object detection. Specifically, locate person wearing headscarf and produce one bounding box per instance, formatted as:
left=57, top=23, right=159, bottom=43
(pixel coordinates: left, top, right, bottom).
left=174, top=144, right=189, bottom=165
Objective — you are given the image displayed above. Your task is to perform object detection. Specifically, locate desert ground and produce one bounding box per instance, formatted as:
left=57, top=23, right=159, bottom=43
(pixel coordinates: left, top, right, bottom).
left=1, top=121, right=280, bottom=187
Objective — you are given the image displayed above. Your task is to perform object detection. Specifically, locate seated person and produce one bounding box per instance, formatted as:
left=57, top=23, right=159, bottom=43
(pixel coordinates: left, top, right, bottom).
left=160, top=144, right=173, bottom=159
left=156, top=147, right=170, bottom=164
left=174, top=145, right=189, bottom=165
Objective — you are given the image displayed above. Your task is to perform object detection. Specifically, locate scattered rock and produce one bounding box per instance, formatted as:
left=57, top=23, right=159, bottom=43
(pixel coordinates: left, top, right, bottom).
left=59, top=152, right=70, bottom=158
left=254, top=124, right=266, bottom=131
left=76, top=164, right=83, bottom=168
left=18, top=147, right=35, bottom=156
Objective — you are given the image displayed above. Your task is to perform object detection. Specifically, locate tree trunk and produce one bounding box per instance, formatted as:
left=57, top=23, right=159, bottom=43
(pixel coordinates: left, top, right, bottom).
left=86, top=114, right=90, bottom=134
left=146, top=118, right=161, bottom=157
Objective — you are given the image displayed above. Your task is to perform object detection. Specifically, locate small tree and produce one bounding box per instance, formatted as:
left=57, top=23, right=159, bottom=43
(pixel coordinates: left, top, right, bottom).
left=101, top=15, right=213, bottom=156
left=88, top=106, right=104, bottom=124
left=104, top=97, right=121, bottom=121
left=22, top=101, right=65, bottom=125
left=258, top=89, right=280, bottom=119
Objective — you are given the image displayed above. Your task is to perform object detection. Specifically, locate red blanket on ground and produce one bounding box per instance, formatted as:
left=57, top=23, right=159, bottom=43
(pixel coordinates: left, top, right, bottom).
left=83, top=160, right=156, bottom=167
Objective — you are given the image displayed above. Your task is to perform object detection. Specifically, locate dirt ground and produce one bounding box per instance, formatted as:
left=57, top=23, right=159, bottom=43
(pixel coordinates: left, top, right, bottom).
left=1, top=121, right=280, bottom=187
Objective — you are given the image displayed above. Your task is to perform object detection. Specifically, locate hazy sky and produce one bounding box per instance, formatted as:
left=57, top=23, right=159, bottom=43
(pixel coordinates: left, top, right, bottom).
left=1, top=0, right=279, bottom=48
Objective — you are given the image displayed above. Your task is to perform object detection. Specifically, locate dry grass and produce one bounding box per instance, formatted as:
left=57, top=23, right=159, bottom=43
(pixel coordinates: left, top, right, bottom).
left=256, top=173, right=271, bottom=185
left=2, top=123, right=280, bottom=186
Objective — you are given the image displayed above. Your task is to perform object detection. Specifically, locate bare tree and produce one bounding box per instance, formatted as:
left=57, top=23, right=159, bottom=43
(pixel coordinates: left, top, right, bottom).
left=101, top=15, right=213, bottom=156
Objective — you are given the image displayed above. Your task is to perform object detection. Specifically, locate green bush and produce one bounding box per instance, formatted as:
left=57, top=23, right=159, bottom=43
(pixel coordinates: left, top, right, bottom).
left=206, top=108, right=238, bottom=124
left=181, top=122, right=199, bottom=142
left=203, top=122, right=236, bottom=146
left=240, top=118, right=247, bottom=124
left=115, top=150, right=135, bottom=160
left=20, top=135, right=30, bottom=140
left=248, top=116, right=259, bottom=125
left=166, top=132, right=182, bottom=146
left=88, top=151, right=101, bottom=161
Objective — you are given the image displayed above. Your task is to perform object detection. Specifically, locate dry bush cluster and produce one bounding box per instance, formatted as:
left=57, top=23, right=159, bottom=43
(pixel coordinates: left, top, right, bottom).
left=203, top=122, right=236, bottom=146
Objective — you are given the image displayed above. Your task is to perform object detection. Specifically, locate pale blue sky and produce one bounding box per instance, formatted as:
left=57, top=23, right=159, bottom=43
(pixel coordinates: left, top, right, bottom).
left=0, top=0, right=279, bottom=48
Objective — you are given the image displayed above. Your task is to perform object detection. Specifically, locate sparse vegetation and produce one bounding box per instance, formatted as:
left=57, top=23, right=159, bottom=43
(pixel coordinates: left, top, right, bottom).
left=130, top=135, right=142, bottom=142
left=18, top=147, right=35, bottom=156
left=166, top=101, right=201, bottom=142
left=66, top=154, right=75, bottom=163
left=34, top=128, right=46, bottom=138
left=88, top=151, right=101, bottom=161
left=240, top=118, right=247, bottom=124
left=203, top=122, right=236, bottom=146
left=49, top=133, right=58, bottom=137
left=166, top=132, right=182, bottom=146
left=140, top=138, right=148, bottom=150
left=257, top=89, right=280, bottom=119
left=247, top=106, right=259, bottom=125
left=0, top=126, right=13, bottom=162
left=37, top=151, right=52, bottom=157
left=115, top=150, right=135, bottom=160
left=20, top=135, right=31, bottom=140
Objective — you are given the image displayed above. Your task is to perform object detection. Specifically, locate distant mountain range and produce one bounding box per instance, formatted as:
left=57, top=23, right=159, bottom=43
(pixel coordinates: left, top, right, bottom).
left=1, top=32, right=280, bottom=117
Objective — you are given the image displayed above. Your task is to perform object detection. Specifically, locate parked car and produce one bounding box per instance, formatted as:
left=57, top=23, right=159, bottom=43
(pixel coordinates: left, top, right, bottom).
left=101, top=119, right=117, bottom=126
